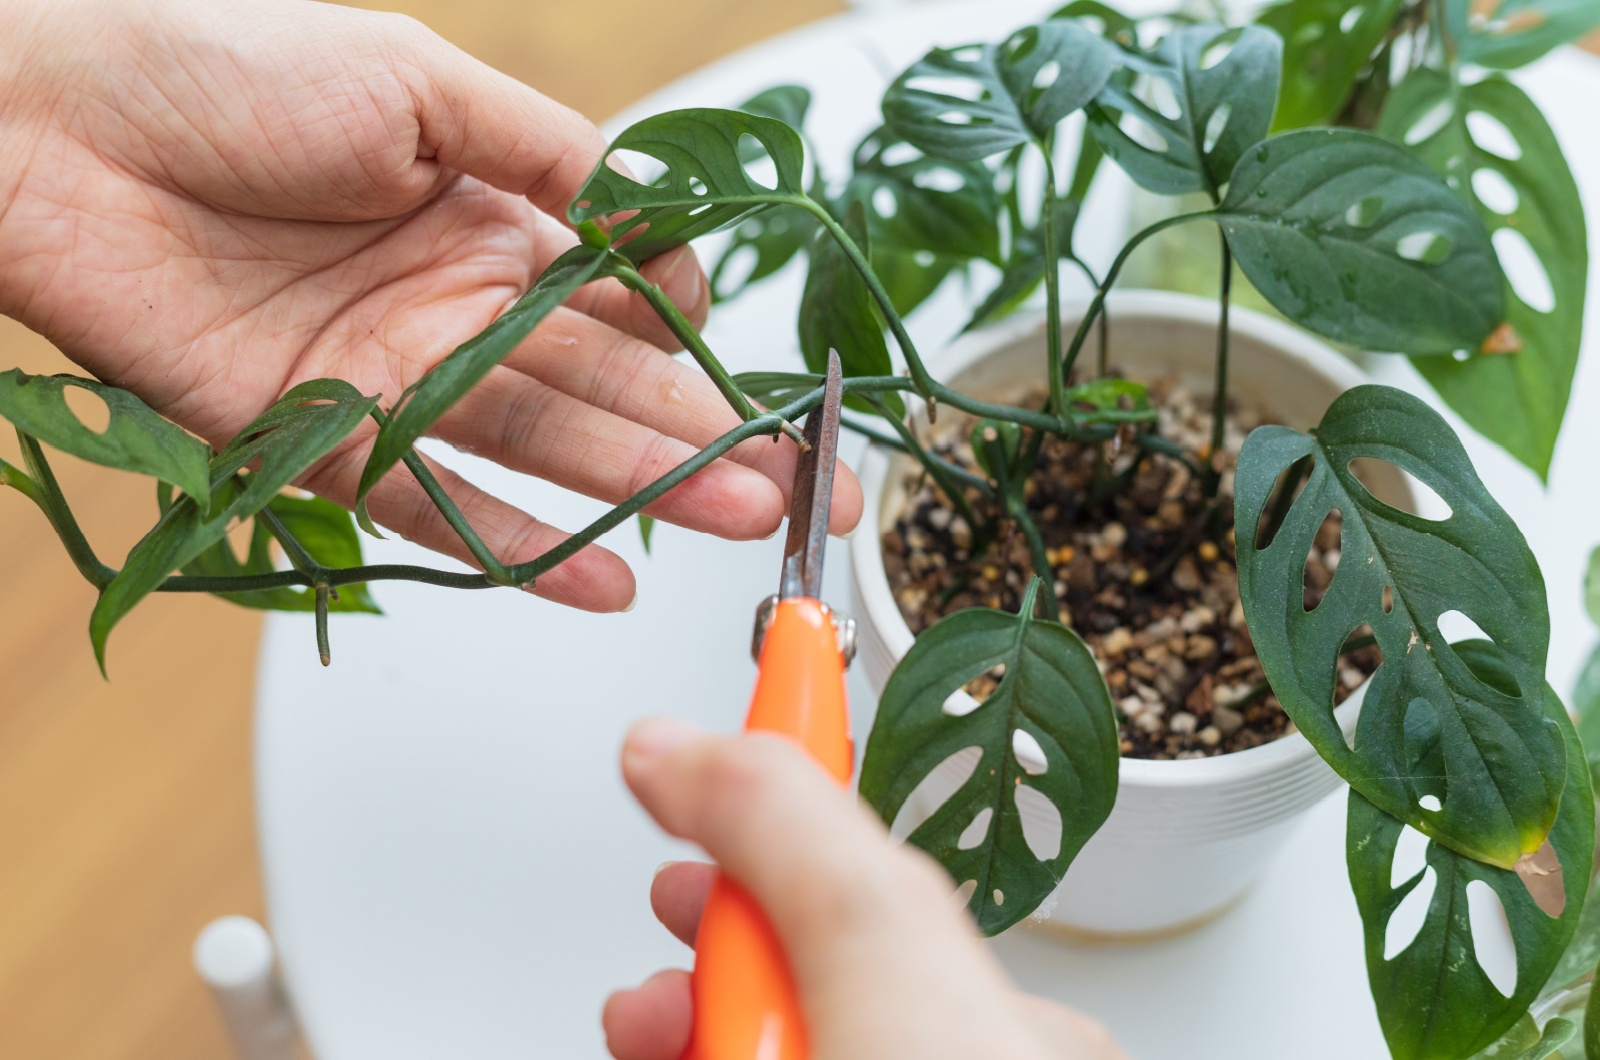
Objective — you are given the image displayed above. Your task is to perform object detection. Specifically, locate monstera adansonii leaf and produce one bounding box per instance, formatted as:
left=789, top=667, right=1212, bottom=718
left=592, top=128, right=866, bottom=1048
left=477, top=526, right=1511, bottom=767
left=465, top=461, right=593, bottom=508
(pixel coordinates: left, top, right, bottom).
left=92, top=379, right=378, bottom=670
left=1217, top=129, right=1507, bottom=355
left=1378, top=72, right=1586, bottom=482
left=1236, top=384, right=1559, bottom=868
left=568, top=108, right=812, bottom=263
left=1088, top=23, right=1282, bottom=196
left=882, top=20, right=1111, bottom=162
left=859, top=580, right=1119, bottom=935
left=1349, top=640, right=1592, bottom=1060
left=1446, top=0, right=1600, bottom=70
left=1257, top=0, right=1402, bottom=131
left=0, top=370, right=212, bottom=502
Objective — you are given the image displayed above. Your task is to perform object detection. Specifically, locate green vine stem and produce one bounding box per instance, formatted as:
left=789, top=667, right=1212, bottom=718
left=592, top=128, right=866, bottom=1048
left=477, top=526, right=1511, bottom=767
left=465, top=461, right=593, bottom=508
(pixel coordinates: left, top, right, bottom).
left=314, top=582, right=332, bottom=666
left=1207, top=239, right=1234, bottom=497
left=13, top=429, right=117, bottom=588
left=1040, top=143, right=1067, bottom=414
left=611, top=258, right=807, bottom=447
left=865, top=396, right=986, bottom=529
left=399, top=448, right=515, bottom=585
left=1059, top=211, right=1216, bottom=381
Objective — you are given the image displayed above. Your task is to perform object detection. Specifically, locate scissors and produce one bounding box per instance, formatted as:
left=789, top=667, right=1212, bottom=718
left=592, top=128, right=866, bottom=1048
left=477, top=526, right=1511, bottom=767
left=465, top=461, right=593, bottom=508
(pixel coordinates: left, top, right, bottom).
left=682, top=349, right=855, bottom=1060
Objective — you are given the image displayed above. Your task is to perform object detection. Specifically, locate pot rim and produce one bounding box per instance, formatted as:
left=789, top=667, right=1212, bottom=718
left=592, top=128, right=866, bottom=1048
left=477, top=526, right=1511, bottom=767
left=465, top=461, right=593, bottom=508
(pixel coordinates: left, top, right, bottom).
left=848, top=288, right=1391, bottom=790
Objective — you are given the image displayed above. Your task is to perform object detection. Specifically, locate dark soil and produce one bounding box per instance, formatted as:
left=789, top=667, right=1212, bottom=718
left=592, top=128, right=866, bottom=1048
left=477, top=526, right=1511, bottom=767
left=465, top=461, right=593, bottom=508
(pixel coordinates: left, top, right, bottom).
left=881, top=378, right=1381, bottom=760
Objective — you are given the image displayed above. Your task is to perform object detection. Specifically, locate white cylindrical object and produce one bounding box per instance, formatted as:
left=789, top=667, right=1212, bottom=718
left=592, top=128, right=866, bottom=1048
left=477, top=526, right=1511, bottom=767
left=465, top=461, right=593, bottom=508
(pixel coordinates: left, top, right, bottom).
left=849, top=291, right=1415, bottom=938
left=193, top=916, right=300, bottom=1060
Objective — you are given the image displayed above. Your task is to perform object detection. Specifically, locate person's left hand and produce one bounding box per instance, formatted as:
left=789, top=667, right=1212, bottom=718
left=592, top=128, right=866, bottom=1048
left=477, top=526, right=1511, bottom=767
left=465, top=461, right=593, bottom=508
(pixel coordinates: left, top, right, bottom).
left=0, top=0, right=861, bottom=611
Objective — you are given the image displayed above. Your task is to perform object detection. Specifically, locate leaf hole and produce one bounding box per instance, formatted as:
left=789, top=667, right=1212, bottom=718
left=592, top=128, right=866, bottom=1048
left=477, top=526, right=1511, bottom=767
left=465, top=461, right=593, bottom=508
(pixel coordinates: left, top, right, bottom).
left=1391, top=824, right=1431, bottom=888
left=1012, top=729, right=1048, bottom=775
left=1471, top=168, right=1519, bottom=215
left=1396, top=230, right=1454, bottom=264
left=956, top=807, right=994, bottom=850
left=953, top=879, right=978, bottom=908
left=912, top=166, right=966, bottom=194
left=1198, top=32, right=1239, bottom=70
left=1032, top=60, right=1062, bottom=90
left=712, top=245, right=760, bottom=300
left=1492, top=227, right=1555, bottom=313
left=1303, top=509, right=1342, bottom=613
left=1383, top=864, right=1437, bottom=960
left=1466, top=880, right=1518, bottom=997
left=1346, top=458, right=1449, bottom=520
left=937, top=110, right=976, bottom=127
left=1437, top=609, right=1490, bottom=646
left=1403, top=695, right=1447, bottom=804
left=889, top=746, right=982, bottom=840
left=61, top=383, right=111, bottom=434
left=1344, top=195, right=1385, bottom=228
left=1136, top=74, right=1182, bottom=121
left=688, top=176, right=708, bottom=197
left=1515, top=838, right=1566, bottom=918
left=1014, top=783, right=1063, bottom=861
left=1201, top=102, right=1231, bottom=156
left=1419, top=794, right=1442, bottom=811
left=1404, top=101, right=1452, bottom=146
left=737, top=136, right=779, bottom=191
left=993, top=889, right=1005, bottom=906
left=1254, top=454, right=1314, bottom=551
left=1339, top=5, right=1366, bottom=31
left=610, top=148, right=666, bottom=186
left=951, top=45, right=985, bottom=62
left=871, top=186, right=899, bottom=219
left=880, top=141, right=923, bottom=167
left=1382, top=584, right=1394, bottom=614
left=1467, top=111, right=1523, bottom=160
left=1118, top=112, right=1169, bottom=153
left=1003, top=27, right=1039, bottom=60
left=906, top=75, right=986, bottom=103
left=687, top=204, right=714, bottom=217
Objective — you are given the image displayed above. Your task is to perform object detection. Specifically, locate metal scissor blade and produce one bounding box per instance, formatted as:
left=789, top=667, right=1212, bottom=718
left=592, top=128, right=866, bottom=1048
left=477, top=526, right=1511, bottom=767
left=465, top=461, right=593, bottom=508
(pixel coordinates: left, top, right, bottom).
left=778, top=349, right=843, bottom=600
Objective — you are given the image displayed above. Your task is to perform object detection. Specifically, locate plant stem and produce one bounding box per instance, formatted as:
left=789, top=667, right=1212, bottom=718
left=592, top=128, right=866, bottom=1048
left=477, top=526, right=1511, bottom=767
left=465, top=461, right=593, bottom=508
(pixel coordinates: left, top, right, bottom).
left=1040, top=146, right=1066, bottom=415
left=158, top=564, right=495, bottom=594
left=1206, top=239, right=1233, bottom=498
left=256, top=500, right=321, bottom=576
left=314, top=583, right=332, bottom=666
left=12, top=429, right=116, bottom=588
left=1067, top=255, right=1109, bottom=377
left=1060, top=211, right=1215, bottom=382
left=612, top=258, right=806, bottom=446
left=1009, top=499, right=1060, bottom=621
left=803, top=198, right=1149, bottom=436
left=400, top=450, right=514, bottom=584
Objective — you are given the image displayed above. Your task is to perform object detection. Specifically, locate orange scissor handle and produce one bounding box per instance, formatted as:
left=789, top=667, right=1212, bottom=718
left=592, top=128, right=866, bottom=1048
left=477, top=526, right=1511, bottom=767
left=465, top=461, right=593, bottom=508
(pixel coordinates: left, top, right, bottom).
left=683, top=597, right=852, bottom=1060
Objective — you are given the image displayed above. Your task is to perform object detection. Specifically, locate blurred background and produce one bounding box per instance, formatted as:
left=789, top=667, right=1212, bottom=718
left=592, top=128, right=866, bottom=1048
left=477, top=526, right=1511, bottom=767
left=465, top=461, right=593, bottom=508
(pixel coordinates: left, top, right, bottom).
left=0, top=1, right=840, bottom=1055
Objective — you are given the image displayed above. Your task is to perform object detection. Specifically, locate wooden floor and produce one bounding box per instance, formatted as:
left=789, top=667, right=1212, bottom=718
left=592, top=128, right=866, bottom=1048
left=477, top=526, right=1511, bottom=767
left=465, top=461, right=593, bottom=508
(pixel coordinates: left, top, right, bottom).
left=0, top=1, right=839, bottom=1056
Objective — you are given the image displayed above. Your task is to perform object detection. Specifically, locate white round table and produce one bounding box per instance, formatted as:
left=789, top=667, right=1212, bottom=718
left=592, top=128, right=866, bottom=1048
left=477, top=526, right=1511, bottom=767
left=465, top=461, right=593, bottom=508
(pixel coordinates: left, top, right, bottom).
left=255, top=4, right=1600, bottom=1056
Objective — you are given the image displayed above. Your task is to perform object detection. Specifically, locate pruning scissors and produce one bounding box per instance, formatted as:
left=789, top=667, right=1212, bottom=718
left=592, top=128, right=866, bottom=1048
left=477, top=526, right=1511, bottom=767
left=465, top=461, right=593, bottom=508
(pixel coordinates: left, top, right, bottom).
left=683, top=349, right=855, bottom=1060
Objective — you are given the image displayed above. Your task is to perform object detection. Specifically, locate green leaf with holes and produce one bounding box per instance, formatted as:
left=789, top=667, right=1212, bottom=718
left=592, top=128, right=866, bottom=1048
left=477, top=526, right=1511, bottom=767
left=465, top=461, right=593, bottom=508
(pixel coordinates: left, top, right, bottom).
left=1257, top=0, right=1403, bottom=131
left=1379, top=73, right=1585, bottom=482
left=735, top=85, right=812, bottom=138
left=354, top=244, right=609, bottom=530
left=181, top=493, right=380, bottom=614
left=709, top=207, right=817, bottom=303
left=568, top=109, right=811, bottom=263
left=0, top=371, right=211, bottom=501
left=882, top=22, right=1112, bottom=162
left=1348, top=641, right=1591, bottom=1060
left=1448, top=0, right=1600, bottom=70
left=1218, top=129, right=1506, bottom=354
left=91, top=380, right=377, bottom=671
left=731, top=371, right=823, bottom=409
left=1089, top=24, right=1282, bottom=196
left=842, top=128, right=1001, bottom=264
left=1051, top=1, right=1141, bottom=46
left=1236, top=384, right=1558, bottom=867
left=798, top=204, right=904, bottom=419
left=859, top=579, right=1120, bottom=935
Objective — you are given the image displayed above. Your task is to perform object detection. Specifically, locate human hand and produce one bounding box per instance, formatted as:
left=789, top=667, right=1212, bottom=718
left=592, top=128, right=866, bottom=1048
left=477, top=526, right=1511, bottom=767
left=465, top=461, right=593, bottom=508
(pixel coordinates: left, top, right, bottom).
left=0, top=0, right=860, bottom=611
left=604, top=719, right=1127, bottom=1060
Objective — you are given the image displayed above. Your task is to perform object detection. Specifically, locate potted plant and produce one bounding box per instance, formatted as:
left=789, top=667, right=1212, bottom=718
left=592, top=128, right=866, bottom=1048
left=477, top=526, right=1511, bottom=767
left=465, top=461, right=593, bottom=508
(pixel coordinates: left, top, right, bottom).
left=1, top=3, right=1594, bottom=1058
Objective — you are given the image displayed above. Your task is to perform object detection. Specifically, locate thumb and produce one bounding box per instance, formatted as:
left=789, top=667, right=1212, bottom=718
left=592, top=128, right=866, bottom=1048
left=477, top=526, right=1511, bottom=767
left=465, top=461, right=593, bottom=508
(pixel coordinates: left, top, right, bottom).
left=619, top=719, right=973, bottom=989
left=393, top=20, right=607, bottom=218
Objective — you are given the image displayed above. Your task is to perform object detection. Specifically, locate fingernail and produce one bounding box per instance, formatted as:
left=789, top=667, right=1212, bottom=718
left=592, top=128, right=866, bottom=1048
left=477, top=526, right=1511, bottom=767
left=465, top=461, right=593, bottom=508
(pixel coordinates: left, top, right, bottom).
left=626, top=717, right=702, bottom=764
left=653, top=860, right=679, bottom=880
left=622, top=591, right=638, bottom=613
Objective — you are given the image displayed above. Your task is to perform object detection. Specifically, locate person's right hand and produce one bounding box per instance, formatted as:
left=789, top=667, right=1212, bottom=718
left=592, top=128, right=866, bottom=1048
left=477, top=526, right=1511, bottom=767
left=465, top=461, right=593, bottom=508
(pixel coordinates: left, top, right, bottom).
left=0, top=0, right=860, bottom=613
left=603, top=718, right=1129, bottom=1060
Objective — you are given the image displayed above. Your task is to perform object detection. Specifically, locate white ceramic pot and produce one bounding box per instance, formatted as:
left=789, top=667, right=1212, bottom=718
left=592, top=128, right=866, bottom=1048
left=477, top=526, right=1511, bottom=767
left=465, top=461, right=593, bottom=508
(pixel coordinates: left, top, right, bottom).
left=849, top=290, right=1415, bottom=940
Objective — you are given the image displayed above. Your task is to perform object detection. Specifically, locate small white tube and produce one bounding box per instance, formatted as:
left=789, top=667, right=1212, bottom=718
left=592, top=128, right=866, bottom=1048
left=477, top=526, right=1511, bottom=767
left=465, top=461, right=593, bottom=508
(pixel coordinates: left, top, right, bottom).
left=193, top=916, right=300, bottom=1060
